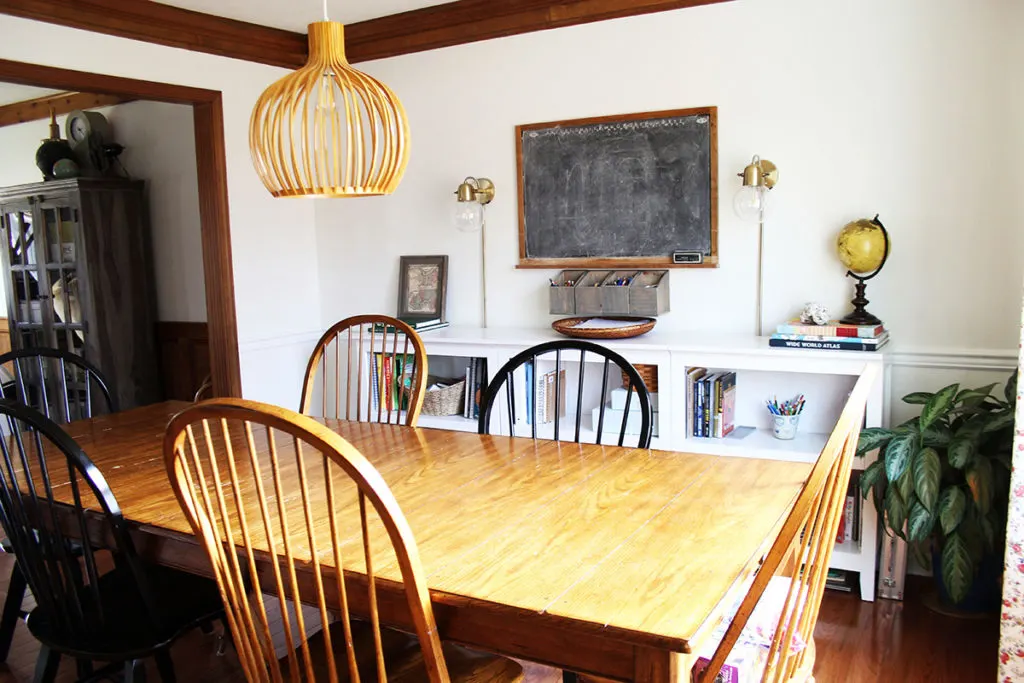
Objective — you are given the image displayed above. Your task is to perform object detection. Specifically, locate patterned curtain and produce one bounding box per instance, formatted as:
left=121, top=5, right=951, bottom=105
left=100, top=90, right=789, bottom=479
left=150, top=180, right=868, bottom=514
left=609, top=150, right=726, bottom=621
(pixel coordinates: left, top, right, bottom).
left=999, top=292, right=1024, bottom=681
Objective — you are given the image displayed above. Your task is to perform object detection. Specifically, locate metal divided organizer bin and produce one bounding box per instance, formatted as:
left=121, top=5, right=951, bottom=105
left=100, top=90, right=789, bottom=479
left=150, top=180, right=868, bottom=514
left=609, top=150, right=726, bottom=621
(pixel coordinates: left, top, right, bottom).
left=549, top=269, right=669, bottom=316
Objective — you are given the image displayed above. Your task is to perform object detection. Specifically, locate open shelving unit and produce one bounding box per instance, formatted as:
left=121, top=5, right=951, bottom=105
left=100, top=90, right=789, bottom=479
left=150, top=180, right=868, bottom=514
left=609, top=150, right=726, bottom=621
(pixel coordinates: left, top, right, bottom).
left=341, top=325, right=886, bottom=601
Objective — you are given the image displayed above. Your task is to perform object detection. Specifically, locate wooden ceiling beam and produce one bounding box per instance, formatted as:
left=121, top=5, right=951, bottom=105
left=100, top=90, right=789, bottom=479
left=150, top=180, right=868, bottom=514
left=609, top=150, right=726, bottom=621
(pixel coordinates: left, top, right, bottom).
left=346, top=0, right=734, bottom=63
left=0, top=0, right=307, bottom=70
left=0, top=91, right=134, bottom=128
left=0, top=0, right=732, bottom=69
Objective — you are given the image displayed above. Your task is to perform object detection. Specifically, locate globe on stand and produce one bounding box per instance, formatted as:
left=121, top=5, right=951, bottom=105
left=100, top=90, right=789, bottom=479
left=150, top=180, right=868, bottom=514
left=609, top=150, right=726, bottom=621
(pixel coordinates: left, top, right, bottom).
left=836, top=214, right=890, bottom=325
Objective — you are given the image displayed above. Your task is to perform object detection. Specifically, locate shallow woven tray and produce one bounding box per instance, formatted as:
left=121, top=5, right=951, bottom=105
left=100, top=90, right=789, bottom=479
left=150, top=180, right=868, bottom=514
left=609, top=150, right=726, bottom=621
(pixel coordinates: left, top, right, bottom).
left=551, top=316, right=656, bottom=340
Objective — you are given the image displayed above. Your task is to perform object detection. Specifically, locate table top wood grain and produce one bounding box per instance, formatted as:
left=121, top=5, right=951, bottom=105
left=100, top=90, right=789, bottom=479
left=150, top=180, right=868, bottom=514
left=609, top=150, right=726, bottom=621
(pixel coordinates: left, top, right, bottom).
left=56, top=401, right=811, bottom=657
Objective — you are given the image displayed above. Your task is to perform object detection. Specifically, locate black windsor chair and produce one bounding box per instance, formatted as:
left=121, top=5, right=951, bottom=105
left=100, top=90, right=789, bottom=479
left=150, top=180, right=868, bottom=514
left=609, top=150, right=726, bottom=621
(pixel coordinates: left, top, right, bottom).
left=0, top=347, right=118, bottom=663
left=0, top=399, right=224, bottom=682
left=477, top=339, right=654, bottom=449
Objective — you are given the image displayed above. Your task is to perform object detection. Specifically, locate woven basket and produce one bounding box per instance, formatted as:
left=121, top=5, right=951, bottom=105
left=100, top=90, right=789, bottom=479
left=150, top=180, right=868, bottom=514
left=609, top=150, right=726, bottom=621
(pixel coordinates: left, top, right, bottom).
left=622, top=364, right=658, bottom=393
left=421, top=378, right=466, bottom=416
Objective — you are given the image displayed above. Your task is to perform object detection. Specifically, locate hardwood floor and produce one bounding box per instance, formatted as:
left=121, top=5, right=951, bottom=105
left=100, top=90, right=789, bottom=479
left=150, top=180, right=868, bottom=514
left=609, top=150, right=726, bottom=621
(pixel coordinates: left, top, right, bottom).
left=0, top=554, right=996, bottom=683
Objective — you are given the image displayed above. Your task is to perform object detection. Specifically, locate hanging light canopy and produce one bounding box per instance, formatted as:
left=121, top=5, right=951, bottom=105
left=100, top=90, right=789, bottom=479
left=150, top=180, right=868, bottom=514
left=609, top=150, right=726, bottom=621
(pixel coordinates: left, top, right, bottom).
left=249, top=9, right=410, bottom=198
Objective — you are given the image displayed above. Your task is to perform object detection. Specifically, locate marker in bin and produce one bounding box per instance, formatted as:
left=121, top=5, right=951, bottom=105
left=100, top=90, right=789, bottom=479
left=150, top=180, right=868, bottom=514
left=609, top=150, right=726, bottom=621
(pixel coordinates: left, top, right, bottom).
left=611, top=276, right=632, bottom=286
left=766, top=394, right=805, bottom=416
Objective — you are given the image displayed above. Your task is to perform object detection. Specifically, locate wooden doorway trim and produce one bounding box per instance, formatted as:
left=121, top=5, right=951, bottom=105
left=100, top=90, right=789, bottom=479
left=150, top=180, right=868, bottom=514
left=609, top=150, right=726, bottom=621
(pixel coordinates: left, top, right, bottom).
left=0, top=58, right=242, bottom=398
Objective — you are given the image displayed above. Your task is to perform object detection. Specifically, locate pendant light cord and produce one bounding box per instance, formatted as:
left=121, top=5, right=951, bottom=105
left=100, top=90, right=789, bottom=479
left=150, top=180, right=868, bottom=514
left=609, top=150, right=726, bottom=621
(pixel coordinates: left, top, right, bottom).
left=322, top=0, right=328, bottom=21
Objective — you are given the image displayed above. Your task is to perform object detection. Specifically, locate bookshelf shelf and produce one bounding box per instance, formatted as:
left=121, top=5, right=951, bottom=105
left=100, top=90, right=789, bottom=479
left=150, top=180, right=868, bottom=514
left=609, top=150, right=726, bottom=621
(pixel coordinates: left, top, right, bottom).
left=417, top=414, right=480, bottom=433
left=363, top=325, right=885, bottom=602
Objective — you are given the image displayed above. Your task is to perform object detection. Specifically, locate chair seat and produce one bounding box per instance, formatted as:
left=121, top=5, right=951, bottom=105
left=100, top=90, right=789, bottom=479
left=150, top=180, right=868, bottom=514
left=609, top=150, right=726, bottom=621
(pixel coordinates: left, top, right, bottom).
left=27, top=560, right=223, bottom=660
left=290, top=620, right=524, bottom=682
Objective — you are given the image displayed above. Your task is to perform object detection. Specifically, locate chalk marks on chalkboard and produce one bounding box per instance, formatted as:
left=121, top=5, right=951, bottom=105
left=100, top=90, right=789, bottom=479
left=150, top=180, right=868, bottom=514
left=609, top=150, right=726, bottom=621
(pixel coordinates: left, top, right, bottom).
left=523, top=115, right=709, bottom=138
left=516, top=107, right=718, bottom=269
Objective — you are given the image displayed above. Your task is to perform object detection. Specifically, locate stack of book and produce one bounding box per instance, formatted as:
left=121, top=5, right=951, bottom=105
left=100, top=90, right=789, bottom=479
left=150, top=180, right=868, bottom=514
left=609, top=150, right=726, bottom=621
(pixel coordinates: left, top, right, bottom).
left=372, top=316, right=450, bottom=334
left=686, top=368, right=737, bottom=438
left=523, top=363, right=566, bottom=425
left=463, top=358, right=487, bottom=419
left=836, top=472, right=861, bottom=546
left=825, top=568, right=856, bottom=593
left=769, top=318, right=888, bottom=352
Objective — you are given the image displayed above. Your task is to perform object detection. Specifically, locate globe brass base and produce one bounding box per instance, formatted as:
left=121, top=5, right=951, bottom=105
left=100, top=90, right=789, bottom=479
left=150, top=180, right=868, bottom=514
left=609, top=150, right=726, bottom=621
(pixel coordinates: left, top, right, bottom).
left=840, top=281, right=883, bottom=326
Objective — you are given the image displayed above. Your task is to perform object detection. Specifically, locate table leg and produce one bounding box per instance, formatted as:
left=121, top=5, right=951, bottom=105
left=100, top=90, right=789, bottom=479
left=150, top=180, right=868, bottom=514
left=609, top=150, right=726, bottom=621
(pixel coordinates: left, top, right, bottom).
left=634, top=647, right=687, bottom=683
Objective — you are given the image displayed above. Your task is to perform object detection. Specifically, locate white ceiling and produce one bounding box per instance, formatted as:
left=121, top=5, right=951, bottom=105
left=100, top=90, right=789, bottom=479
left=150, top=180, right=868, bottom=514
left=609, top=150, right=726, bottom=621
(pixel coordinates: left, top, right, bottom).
left=0, top=83, right=64, bottom=107
left=157, top=0, right=451, bottom=33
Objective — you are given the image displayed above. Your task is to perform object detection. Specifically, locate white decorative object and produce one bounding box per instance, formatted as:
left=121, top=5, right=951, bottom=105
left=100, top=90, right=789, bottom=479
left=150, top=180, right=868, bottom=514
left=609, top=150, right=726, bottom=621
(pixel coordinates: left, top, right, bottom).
left=800, top=302, right=831, bottom=326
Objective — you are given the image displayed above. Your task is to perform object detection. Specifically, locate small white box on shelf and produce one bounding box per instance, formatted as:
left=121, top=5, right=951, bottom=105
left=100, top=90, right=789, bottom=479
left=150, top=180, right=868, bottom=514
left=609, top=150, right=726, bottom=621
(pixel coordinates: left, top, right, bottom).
left=609, top=387, right=659, bottom=411
left=592, top=405, right=659, bottom=437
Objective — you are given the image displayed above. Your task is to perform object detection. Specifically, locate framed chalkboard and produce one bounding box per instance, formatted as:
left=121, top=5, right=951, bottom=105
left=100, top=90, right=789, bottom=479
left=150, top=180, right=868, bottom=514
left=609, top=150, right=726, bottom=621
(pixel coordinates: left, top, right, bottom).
left=516, top=106, right=717, bottom=269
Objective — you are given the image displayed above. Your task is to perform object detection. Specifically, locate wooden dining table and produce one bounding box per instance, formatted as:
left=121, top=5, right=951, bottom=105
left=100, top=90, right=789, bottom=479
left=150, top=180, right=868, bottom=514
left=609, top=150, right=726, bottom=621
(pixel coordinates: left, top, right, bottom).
left=54, top=401, right=812, bottom=683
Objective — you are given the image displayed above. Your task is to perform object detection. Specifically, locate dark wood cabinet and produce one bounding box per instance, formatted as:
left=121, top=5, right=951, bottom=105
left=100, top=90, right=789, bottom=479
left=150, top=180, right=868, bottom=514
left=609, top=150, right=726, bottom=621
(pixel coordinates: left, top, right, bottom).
left=0, top=178, right=161, bottom=410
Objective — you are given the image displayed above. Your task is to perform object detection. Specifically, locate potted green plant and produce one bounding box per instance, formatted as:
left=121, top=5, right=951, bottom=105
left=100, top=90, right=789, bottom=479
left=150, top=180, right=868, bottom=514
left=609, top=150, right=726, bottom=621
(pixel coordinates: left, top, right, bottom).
left=857, top=373, right=1016, bottom=608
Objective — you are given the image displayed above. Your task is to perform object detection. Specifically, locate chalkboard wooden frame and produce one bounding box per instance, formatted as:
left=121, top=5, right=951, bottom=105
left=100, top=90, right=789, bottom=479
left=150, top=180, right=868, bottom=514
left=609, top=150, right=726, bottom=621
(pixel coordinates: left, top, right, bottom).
left=516, top=106, right=718, bottom=269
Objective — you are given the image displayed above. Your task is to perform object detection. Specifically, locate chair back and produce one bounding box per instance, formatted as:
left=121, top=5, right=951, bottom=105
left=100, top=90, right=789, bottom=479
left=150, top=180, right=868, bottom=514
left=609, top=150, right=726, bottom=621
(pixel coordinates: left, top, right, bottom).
left=194, top=374, right=214, bottom=402
left=164, top=398, right=449, bottom=683
left=0, top=347, right=116, bottom=423
left=300, top=316, right=428, bottom=427
left=697, top=365, right=878, bottom=683
left=478, top=339, right=653, bottom=448
left=0, top=400, right=157, bottom=641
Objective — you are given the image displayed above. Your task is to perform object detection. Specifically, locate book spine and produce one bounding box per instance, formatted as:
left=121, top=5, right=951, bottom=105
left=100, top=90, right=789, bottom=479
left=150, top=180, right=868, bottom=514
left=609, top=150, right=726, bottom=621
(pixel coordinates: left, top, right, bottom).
left=769, top=338, right=885, bottom=352
left=695, top=380, right=704, bottom=437
left=702, top=377, right=711, bottom=437
left=714, top=376, right=723, bottom=438
left=844, top=494, right=855, bottom=543
left=776, top=323, right=883, bottom=338
left=525, top=362, right=533, bottom=426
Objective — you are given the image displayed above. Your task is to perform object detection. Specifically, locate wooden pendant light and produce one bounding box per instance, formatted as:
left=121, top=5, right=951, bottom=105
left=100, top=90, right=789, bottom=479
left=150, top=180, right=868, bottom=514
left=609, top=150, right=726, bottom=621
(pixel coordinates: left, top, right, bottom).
left=249, top=21, right=410, bottom=197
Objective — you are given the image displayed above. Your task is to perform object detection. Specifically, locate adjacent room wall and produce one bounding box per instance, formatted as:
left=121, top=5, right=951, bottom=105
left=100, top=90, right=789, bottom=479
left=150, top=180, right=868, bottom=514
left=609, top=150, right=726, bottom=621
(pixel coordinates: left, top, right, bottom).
left=0, top=101, right=207, bottom=323
left=0, top=15, right=323, bottom=404
left=316, top=0, right=1020, bottom=357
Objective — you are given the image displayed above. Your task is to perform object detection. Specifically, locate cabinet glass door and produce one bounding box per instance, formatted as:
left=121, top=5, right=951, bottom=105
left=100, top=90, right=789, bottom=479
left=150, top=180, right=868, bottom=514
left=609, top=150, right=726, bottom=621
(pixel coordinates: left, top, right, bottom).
left=1, top=204, right=48, bottom=350
left=37, top=200, right=86, bottom=356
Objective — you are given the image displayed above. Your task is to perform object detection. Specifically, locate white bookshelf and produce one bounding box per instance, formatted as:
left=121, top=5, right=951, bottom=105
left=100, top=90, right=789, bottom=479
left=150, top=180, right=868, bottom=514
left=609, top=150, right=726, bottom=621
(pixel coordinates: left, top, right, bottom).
left=352, top=325, right=886, bottom=601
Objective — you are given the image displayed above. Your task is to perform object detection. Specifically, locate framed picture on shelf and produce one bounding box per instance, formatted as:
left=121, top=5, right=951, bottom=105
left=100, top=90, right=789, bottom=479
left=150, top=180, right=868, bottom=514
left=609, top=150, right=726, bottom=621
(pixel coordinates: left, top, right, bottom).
left=397, top=255, right=448, bottom=322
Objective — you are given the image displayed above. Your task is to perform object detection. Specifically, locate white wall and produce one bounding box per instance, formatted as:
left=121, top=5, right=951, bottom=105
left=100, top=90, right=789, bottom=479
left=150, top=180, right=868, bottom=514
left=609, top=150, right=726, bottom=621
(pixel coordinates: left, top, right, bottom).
left=0, top=15, right=322, bottom=403
left=108, top=101, right=207, bottom=322
left=0, top=101, right=207, bottom=323
left=316, top=0, right=1021, bottom=356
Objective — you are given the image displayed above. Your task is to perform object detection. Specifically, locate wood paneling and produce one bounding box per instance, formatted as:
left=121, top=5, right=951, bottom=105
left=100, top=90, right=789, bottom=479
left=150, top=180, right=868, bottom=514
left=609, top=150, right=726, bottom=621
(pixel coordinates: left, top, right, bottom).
left=156, top=321, right=209, bottom=401
left=0, top=0, right=734, bottom=68
left=0, top=319, right=10, bottom=358
left=0, top=91, right=132, bottom=129
left=0, top=59, right=241, bottom=399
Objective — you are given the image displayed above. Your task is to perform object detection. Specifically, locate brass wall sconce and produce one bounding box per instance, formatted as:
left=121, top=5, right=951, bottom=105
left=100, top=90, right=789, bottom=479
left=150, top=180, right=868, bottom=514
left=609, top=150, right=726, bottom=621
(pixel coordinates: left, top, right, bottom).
left=453, top=177, right=495, bottom=233
left=733, top=155, right=779, bottom=336
left=452, top=177, right=496, bottom=327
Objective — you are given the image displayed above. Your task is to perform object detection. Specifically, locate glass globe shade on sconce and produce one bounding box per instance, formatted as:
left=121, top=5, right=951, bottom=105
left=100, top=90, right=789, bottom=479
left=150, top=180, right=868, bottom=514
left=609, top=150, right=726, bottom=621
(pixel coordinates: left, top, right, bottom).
left=732, top=155, right=777, bottom=221
left=733, top=184, right=769, bottom=222
left=452, top=177, right=495, bottom=232
left=453, top=201, right=484, bottom=232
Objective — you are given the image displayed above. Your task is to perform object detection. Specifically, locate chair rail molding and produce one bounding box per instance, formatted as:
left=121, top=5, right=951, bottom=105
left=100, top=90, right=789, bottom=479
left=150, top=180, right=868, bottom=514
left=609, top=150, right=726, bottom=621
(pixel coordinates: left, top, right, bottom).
left=887, top=346, right=1017, bottom=371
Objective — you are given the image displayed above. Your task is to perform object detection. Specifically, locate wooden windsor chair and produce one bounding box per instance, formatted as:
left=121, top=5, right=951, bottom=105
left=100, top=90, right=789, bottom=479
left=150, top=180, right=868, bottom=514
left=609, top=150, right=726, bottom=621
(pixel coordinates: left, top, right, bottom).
left=164, top=398, right=524, bottom=683
left=300, top=315, right=428, bottom=427
left=0, top=347, right=118, bottom=663
left=478, top=339, right=653, bottom=448
left=693, top=365, right=878, bottom=683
